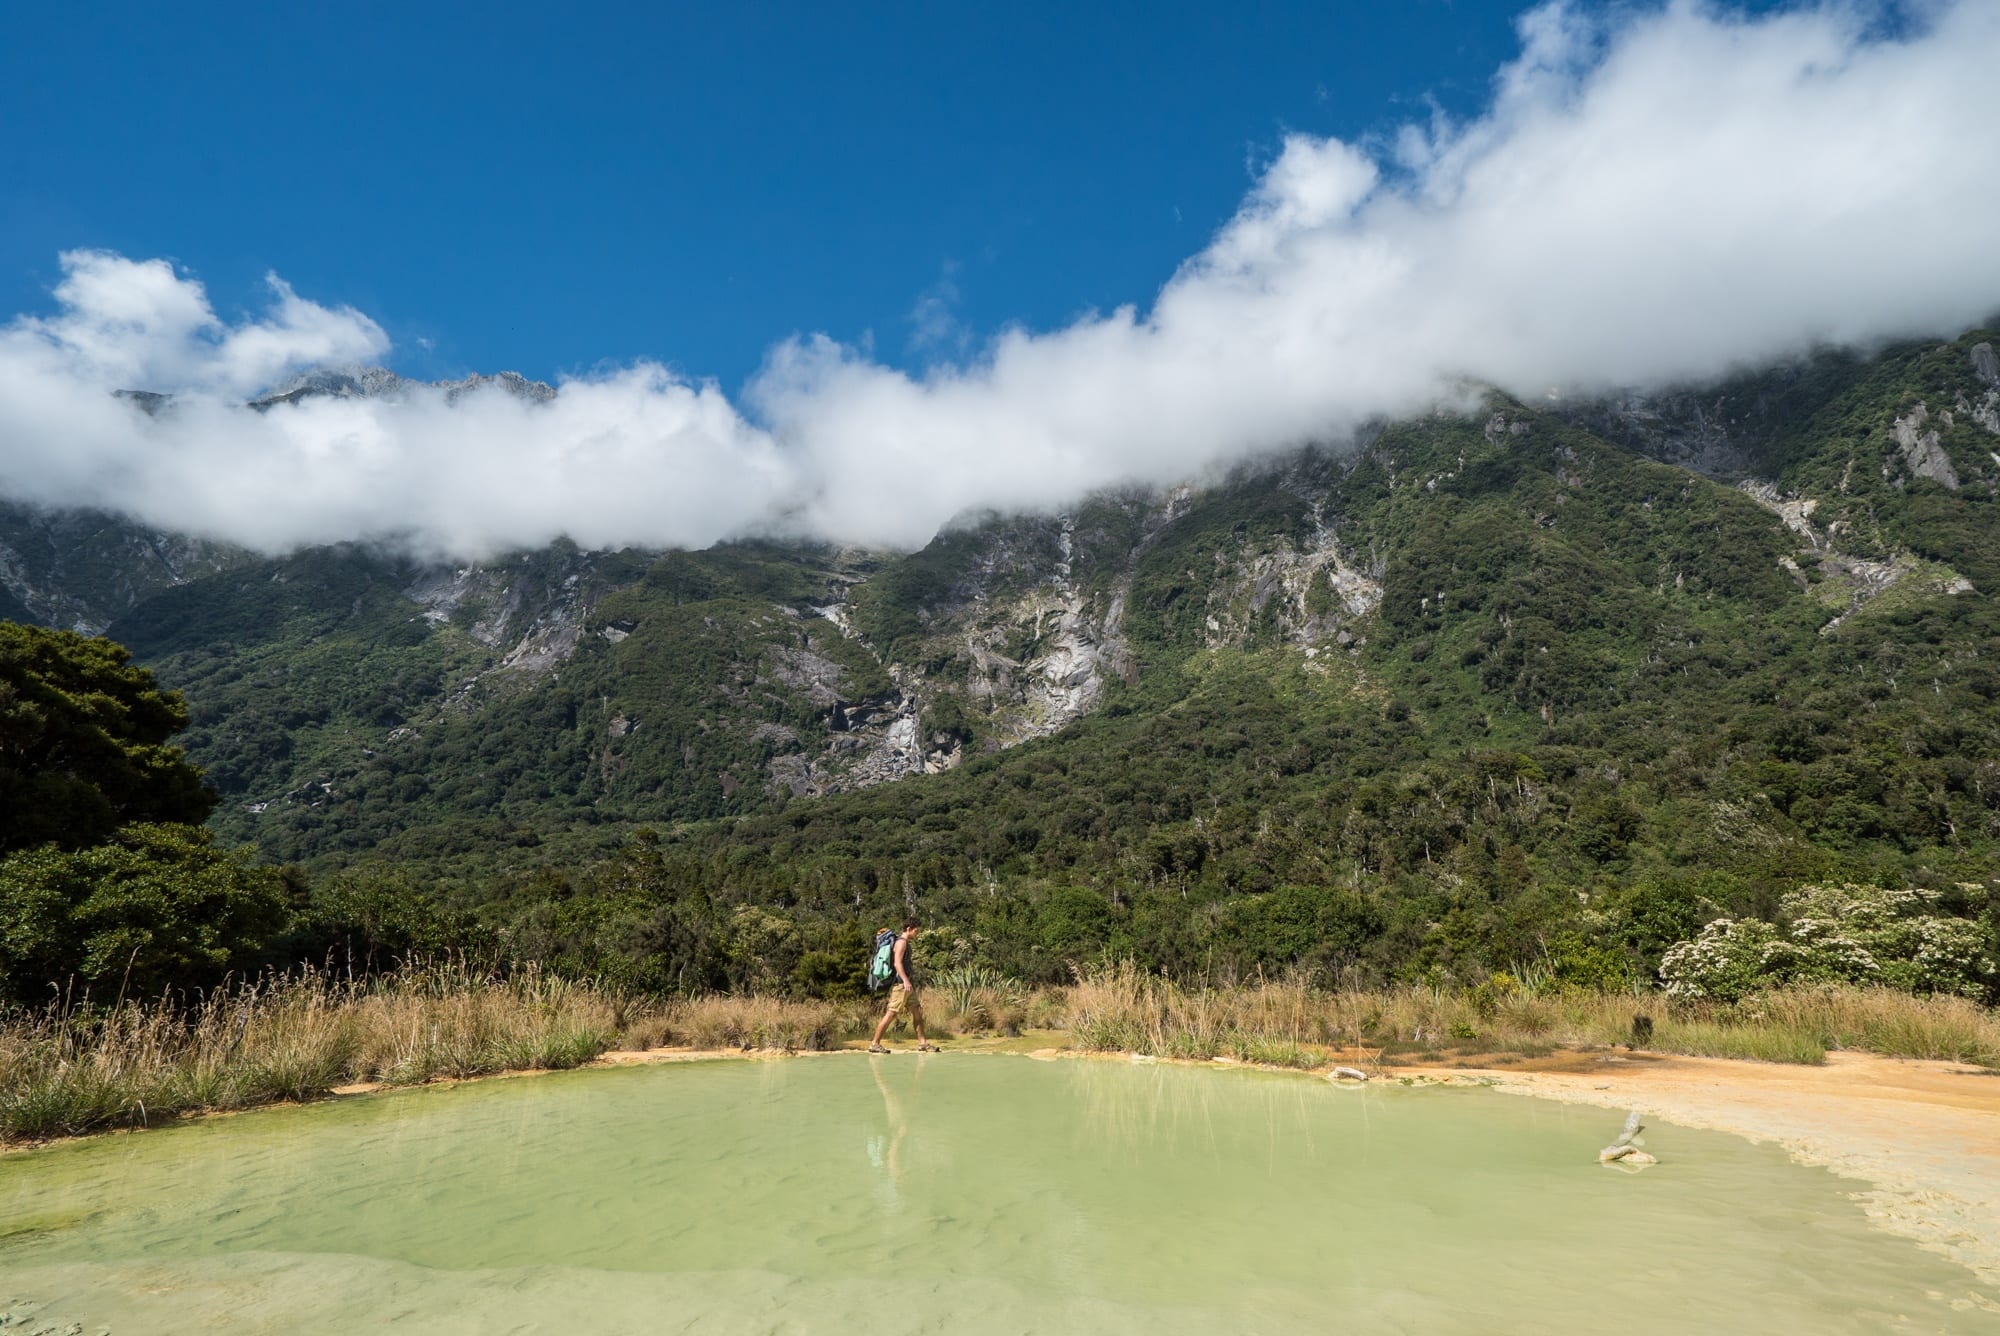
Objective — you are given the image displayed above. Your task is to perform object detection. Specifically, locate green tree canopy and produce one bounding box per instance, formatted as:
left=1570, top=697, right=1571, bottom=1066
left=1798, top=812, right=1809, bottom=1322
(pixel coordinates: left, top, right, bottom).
left=0, top=622, right=215, bottom=853
left=0, top=823, right=288, bottom=1003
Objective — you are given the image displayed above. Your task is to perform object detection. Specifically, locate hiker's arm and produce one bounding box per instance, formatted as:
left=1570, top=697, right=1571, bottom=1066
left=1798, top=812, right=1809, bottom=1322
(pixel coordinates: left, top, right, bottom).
left=896, top=938, right=914, bottom=989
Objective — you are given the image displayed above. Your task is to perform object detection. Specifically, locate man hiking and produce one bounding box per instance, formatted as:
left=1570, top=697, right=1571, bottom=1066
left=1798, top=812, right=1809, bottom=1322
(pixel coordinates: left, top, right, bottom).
left=868, top=919, right=934, bottom=1053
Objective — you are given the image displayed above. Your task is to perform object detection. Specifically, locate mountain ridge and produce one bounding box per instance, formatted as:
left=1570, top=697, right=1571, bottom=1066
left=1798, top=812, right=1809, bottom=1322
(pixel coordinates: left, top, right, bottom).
left=2, top=332, right=1996, bottom=982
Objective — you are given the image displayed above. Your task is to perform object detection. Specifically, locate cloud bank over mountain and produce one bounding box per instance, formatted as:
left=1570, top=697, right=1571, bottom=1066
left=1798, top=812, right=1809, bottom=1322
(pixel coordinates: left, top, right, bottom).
left=4, top=0, right=1999, bottom=558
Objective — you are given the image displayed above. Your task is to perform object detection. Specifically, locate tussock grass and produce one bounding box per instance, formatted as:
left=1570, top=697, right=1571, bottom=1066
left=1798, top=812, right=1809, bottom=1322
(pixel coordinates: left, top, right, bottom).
left=1, top=965, right=621, bottom=1143
left=629, top=995, right=865, bottom=1052
left=1061, top=963, right=2000, bottom=1071
left=8, top=962, right=1992, bottom=1147
left=1649, top=1019, right=1829, bottom=1065
left=1753, top=987, right=2000, bottom=1066
left=931, top=966, right=1030, bottom=1037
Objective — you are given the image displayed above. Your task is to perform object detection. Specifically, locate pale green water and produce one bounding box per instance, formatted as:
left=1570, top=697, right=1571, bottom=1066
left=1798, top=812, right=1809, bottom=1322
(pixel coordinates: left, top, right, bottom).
left=2, top=1055, right=1995, bottom=1334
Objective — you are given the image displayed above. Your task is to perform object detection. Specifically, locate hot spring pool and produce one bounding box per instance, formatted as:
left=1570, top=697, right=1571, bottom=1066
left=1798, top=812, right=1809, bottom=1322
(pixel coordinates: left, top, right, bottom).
left=2, top=1054, right=1993, bottom=1333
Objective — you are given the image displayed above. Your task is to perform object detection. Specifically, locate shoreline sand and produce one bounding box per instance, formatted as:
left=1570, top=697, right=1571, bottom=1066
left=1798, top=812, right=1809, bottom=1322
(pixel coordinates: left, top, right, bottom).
left=1379, top=1049, right=2000, bottom=1289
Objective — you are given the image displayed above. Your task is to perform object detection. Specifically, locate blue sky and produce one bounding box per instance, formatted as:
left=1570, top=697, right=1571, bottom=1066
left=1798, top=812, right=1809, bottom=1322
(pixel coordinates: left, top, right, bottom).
left=3, top=1, right=1557, bottom=389
left=6, top=0, right=1990, bottom=559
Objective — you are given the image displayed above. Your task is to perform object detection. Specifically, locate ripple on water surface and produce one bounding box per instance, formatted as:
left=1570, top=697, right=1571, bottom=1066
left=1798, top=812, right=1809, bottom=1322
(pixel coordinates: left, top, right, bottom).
left=2, top=1055, right=1995, bottom=1333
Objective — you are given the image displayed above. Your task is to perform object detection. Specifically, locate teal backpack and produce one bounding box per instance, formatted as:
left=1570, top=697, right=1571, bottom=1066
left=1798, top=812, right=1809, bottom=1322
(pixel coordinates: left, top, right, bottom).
left=867, top=929, right=899, bottom=992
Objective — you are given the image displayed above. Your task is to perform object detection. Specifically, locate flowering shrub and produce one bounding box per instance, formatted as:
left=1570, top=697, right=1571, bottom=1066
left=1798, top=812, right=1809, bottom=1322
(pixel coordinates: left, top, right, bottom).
left=1658, top=918, right=1783, bottom=1003
left=1658, top=883, right=1993, bottom=1003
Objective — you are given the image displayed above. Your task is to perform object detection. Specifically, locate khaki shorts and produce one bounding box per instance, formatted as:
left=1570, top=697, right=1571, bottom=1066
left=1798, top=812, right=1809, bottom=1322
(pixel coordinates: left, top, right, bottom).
left=882, top=984, right=923, bottom=1025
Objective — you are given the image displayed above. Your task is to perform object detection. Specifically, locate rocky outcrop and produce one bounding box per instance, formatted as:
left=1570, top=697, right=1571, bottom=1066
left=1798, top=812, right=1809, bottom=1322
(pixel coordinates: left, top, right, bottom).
left=250, top=366, right=555, bottom=410
left=1738, top=481, right=1824, bottom=549
left=1972, top=342, right=2000, bottom=387
left=758, top=504, right=1183, bottom=796
left=404, top=552, right=601, bottom=684
left=762, top=644, right=847, bottom=709
left=1201, top=515, right=1382, bottom=653
left=1963, top=343, right=2000, bottom=437
left=1733, top=475, right=1975, bottom=634
left=946, top=511, right=1142, bottom=745
left=0, top=503, right=248, bottom=633
left=495, top=609, right=584, bottom=676
left=1813, top=551, right=1976, bottom=636
left=249, top=366, right=407, bottom=408
left=1889, top=404, right=1960, bottom=489
left=765, top=688, right=956, bottom=798
left=960, top=585, right=1131, bottom=743
left=1556, top=390, right=1758, bottom=477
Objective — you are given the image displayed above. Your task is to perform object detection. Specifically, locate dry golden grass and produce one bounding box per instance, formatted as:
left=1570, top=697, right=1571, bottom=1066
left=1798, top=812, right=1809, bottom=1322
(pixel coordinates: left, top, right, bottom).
left=625, top=994, right=866, bottom=1052
left=7, top=962, right=1992, bottom=1146
left=0, top=965, right=621, bottom=1143
left=1750, top=986, right=2000, bottom=1065
left=1060, top=964, right=2000, bottom=1070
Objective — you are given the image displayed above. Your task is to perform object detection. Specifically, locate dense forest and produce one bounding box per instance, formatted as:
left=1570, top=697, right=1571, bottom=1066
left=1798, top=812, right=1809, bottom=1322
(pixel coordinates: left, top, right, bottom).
left=3, top=331, right=1999, bottom=1003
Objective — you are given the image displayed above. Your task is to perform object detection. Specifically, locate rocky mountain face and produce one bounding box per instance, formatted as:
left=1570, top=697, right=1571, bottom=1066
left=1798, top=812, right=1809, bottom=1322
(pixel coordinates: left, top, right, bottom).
left=3, top=333, right=1996, bottom=868
left=0, top=502, right=251, bottom=634
left=249, top=366, right=558, bottom=410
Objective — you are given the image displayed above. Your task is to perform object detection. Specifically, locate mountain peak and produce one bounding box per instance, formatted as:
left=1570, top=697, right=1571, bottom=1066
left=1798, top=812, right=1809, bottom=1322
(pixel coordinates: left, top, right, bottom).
left=247, top=366, right=556, bottom=410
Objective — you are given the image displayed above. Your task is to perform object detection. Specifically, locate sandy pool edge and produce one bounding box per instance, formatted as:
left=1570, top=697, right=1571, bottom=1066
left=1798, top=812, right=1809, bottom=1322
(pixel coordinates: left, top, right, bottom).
left=1371, top=1051, right=2000, bottom=1294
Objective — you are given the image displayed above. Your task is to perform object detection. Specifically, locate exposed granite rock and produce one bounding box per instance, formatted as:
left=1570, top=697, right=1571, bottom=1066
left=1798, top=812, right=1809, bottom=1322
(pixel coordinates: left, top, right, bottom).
left=1890, top=404, right=1960, bottom=489
left=763, top=645, right=846, bottom=709
left=0, top=502, right=249, bottom=632
left=1963, top=345, right=2000, bottom=436
left=250, top=366, right=555, bottom=411
left=1972, top=342, right=2000, bottom=387
left=1556, top=391, right=1757, bottom=477
left=1738, top=481, right=1823, bottom=549
left=1202, top=514, right=1382, bottom=652
left=1813, top=551, right=1976, bottom=636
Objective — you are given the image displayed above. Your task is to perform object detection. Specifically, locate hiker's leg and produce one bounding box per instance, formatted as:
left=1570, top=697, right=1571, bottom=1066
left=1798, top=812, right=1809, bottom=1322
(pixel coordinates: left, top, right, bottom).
left=871, top=986, right=906, bottom=1048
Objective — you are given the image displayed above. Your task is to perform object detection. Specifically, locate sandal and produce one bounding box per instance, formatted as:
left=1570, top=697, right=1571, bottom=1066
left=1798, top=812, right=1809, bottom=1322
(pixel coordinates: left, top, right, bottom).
left=917, top=1043, right=937, bottom=1052
left=868, top=1044, right=889, bottom=1054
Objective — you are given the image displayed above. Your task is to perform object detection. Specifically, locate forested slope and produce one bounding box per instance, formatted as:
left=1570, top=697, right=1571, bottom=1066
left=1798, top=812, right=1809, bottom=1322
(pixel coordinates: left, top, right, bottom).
left=4, top=331, right=1997, bottom=991
left=293, top=334, right=2000, bottom=992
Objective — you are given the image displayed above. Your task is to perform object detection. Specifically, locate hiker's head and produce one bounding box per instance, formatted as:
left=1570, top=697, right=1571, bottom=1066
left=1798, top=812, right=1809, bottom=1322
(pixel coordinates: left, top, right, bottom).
left=901, top=918, right=920, bottom=937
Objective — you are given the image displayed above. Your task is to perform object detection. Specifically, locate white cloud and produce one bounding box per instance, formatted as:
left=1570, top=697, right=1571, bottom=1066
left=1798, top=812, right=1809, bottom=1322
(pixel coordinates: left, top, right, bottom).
left=3, top=0, right=1999, bottom=558
left=907, top=262, right=970, bottom=359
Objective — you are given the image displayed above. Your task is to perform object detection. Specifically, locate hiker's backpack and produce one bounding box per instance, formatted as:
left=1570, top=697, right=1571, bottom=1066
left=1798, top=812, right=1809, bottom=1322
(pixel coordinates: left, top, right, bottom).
left=867, top=928, right=899, bottom=992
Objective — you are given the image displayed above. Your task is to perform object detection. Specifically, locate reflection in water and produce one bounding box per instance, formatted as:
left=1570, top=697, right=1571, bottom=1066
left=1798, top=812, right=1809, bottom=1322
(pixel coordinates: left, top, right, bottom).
left=866, top=1052, right=920, bottom=1206
left=1062, top=1058, right=1342, bottom=1174
left=1, top=1055, right=1994, bottom=1335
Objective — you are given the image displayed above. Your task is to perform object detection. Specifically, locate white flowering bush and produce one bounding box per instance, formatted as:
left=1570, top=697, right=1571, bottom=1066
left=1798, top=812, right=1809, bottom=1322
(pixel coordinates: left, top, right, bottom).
left=1657, top=918, right=1781, bottom=1003
left=1658, top=883, right=1994, bottom=1002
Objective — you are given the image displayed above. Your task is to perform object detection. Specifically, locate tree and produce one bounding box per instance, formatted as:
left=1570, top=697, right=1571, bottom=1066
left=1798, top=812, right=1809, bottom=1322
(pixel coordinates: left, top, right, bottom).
left=0, top=623, right=215, bottom=853
left=0, top=823, right=288, bottom=1003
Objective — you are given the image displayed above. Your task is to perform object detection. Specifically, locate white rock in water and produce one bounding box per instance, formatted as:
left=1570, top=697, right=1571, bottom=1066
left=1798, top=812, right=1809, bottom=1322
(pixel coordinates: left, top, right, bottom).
left=1330, top=1066, right=1369, bottom=1082
left=1599, top=1111, right=1655, bottom=1164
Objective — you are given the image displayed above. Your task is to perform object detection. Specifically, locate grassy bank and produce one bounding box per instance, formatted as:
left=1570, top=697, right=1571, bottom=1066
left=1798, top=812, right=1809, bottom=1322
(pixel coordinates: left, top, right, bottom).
left=0, top=965, right=906, bottom=1143
left=0, top=967, right=623, bottom=1142
left=5, top=966, right=1996, bottom=1144
left=1061, top=965, right=2000, bottom=1070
